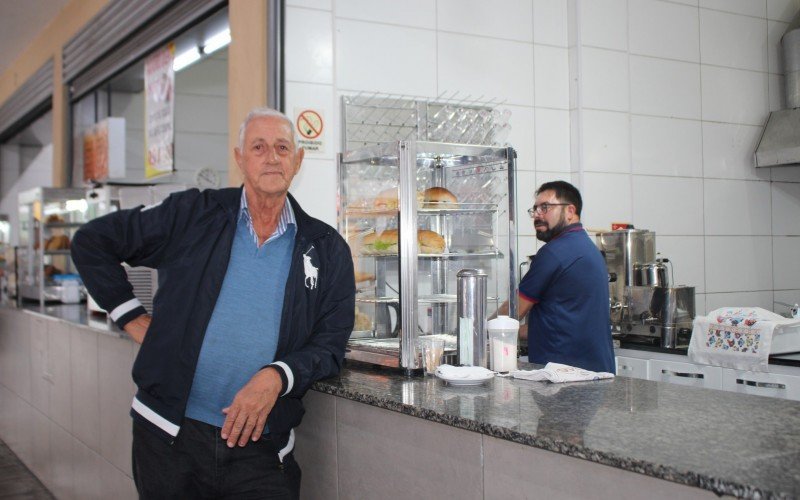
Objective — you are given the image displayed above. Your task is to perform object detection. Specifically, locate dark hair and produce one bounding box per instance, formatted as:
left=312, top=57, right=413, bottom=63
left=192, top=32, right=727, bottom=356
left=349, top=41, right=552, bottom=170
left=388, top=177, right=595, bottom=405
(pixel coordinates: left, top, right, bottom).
left=536, top=180, right=583, bottom=216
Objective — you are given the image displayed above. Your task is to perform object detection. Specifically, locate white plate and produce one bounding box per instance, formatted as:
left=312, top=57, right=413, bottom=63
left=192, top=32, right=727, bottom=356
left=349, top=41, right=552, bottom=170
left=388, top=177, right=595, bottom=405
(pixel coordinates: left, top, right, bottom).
left=436, top=372, right=494, bottom=386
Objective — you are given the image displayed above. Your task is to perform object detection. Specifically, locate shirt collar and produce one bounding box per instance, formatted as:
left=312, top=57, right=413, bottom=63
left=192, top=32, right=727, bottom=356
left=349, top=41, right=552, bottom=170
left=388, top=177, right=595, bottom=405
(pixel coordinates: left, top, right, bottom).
left=239, top=187, right=296, bottom=247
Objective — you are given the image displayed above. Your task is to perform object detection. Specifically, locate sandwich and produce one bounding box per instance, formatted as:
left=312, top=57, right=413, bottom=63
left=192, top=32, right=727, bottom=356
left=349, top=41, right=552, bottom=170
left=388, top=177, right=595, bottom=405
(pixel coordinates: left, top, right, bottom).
left=417, top=229, right=445, bottom=254
left=421, top=187, right=458, bottom=209
left=361, top=228, right=446, bottom=254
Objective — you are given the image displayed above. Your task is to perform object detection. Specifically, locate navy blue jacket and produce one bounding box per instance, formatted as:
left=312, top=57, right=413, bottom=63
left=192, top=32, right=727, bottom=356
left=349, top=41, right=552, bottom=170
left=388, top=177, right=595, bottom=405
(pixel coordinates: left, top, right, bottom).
left=71, top=187, right=355, bottom=454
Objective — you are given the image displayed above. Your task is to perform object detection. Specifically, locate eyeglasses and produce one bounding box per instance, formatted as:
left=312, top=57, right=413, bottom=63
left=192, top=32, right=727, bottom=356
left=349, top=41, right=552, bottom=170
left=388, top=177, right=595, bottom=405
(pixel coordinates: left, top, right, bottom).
left=527, top=203, right=570, bottom=217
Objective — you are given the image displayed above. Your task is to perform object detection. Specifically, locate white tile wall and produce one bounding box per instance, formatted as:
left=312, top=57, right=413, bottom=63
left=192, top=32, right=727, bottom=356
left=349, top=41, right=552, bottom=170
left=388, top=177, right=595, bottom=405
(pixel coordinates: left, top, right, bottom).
left=655, top=235, right=706, bottom=292
left=534, top=45, right=569, bottom=109
left=335, top=0, right=435, bottom=28
left=581, top=47, right=629, bottom=112
left=631, top=116, right=702, bottom=177
left=581, top=110, right=630, bottom=173
left=580, top=172, right=632, bottom=230
left=772, top=182, right=800, bottom=235
left=773, top=236, right=800, bottom=289
left=767, top=0, right=800, bottom=21
left=290, top=158, right=338, bottom=227
left=705, top=290, right=775, bottom=311
left=700, top=0, right=767, bottom=18
left=629, top=0, right=700, bottom=62
left=704, top=236, right=773, bottom=292
left=632, top=176, right=704, bottom=235
left=630, top=56, right=701, bottom=120
left=579, top=0, right=628, bottom=50
left=288, top=0, right=331, bottom=10
left=505, top=105, right=536, bottom=171
left=285, top=7, right=333, bottom=84
left=703, top=179, right=772, bottom=235
left=438, top=33, right=534, bottom=106
left=701, top=66, right=769, bottom=126
left=534, top=108, right=571, bottom=171
left=700, top=9, right=768, bottom=72
left=533, top=0, right=569, bottom=47
left=701, top=122, right=766, bottom=180
left=336, top=20, right=437, bottom=95
left=437, top=0, right=533, bottom=41
left=774, top=289, right=800, bottom=312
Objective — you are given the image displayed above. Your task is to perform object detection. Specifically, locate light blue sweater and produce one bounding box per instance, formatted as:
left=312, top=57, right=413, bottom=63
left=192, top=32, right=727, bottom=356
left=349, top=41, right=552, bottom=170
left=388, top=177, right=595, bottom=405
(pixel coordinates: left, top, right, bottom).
left=185, top=218, right=295, bottom=429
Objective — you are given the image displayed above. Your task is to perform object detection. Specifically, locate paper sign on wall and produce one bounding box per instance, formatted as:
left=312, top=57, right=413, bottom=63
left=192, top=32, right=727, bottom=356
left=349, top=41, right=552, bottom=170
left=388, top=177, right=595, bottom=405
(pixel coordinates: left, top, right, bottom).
left=144, top=43, right=175, bottom=179
left=294, top=108, right=325, bottom=154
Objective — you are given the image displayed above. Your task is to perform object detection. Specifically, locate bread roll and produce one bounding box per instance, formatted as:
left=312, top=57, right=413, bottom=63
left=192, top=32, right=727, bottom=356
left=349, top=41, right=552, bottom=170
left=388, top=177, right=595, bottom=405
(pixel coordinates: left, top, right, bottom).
left=417, top=229, right=445, bottom=254
left=373, top=188, right=399, bottom=210
left=421, top=187, right=458, bottom=208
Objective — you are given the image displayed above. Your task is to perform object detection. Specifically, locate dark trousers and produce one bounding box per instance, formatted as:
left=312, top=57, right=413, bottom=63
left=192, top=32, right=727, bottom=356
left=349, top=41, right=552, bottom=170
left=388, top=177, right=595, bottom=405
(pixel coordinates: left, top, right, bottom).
left=132, top=418, right=301, bottom=499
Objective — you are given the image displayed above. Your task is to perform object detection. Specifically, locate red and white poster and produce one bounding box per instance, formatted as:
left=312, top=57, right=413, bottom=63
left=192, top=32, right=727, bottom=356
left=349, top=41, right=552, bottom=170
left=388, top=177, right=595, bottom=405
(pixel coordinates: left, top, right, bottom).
left=144, top=44, right=175, bottom=178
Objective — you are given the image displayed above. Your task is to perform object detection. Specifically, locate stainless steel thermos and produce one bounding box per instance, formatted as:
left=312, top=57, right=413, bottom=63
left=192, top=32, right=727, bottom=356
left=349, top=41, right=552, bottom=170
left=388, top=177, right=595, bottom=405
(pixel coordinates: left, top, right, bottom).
left=456, top=269, right=488, bottom=367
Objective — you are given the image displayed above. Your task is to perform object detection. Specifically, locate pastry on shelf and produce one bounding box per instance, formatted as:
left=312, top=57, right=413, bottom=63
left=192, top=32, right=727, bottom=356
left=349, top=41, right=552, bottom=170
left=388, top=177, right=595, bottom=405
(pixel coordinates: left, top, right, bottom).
left=44, top=234, right=70, bottom=251
left=420, top=187, right=458, bottom=209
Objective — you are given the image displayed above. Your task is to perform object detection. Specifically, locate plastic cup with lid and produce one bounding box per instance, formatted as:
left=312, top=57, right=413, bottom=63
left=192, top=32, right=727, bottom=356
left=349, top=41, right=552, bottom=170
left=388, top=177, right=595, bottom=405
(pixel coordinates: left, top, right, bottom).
left=487, top=315, right=520, bottom=372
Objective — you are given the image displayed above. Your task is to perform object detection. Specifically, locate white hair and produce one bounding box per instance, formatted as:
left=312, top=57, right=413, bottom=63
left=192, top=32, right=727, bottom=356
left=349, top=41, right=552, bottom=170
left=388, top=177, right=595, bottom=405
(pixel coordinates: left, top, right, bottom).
left=237, top=107, right=296, bottom=150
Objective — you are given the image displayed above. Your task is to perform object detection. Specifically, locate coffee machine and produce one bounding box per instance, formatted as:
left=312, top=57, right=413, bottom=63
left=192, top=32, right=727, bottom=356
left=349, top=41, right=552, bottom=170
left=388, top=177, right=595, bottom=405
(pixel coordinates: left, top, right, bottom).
left=596, top=229, right=695, bottom=348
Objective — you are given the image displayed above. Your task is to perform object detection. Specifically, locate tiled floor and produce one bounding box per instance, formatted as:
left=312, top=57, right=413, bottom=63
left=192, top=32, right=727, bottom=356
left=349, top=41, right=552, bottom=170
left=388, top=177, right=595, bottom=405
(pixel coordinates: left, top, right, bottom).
left=0, top=439, right=53, bottom=499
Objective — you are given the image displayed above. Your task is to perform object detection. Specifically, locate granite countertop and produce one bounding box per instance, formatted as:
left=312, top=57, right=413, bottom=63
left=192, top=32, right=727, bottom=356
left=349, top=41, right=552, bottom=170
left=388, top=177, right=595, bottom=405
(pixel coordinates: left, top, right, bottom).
left=314, top=361, right=800, bottom=499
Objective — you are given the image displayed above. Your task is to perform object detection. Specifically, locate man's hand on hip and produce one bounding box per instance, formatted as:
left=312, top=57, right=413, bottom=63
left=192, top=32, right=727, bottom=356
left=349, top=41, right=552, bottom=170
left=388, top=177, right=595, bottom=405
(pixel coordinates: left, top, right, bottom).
left=221, top=366, right=282, bottom=447
left=123, top=314, right=151, bottom=344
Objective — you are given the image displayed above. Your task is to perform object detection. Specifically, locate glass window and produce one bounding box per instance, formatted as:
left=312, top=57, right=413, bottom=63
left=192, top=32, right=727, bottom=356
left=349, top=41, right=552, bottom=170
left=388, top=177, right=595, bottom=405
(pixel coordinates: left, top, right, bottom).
left=70, top=8, right=229, bottom=190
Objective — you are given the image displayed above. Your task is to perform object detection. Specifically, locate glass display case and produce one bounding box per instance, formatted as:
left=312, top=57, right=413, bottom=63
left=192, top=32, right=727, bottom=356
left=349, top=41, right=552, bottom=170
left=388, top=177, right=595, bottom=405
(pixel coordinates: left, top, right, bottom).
left=18, top=187, right=89, bottom=306
left=338, top=141, right=518, bottom=372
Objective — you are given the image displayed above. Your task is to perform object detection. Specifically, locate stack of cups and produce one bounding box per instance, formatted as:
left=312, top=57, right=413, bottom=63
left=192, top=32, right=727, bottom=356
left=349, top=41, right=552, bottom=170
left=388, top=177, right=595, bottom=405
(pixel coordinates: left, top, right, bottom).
left=487, top=316, right=520, bottom=373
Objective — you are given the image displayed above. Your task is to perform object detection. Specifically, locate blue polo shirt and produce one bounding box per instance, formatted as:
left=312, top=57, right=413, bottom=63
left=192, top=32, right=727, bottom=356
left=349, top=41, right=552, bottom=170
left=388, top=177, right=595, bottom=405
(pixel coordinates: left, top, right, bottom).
left=519, top=223, right=615, bottom=373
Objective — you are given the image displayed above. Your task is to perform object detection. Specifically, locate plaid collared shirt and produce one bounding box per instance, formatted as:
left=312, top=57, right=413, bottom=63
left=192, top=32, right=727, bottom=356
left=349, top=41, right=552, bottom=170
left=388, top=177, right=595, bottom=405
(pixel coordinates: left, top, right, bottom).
left=239, top=188, right=296, bottom=247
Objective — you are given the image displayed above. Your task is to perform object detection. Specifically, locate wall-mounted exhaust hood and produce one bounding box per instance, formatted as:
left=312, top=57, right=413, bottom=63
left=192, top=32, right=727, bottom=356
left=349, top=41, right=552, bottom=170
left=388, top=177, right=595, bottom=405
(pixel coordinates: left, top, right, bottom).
left=755, top=11, right=800, bottom=167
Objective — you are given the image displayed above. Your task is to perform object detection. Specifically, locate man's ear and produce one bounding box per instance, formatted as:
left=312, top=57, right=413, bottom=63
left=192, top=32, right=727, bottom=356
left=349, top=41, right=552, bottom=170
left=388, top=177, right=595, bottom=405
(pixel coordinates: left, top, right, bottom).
left=294, top=147, right=305, bottom=173
left=234, top=147, right=242, bottom=169
left=567, top=204, right=578, bottom=221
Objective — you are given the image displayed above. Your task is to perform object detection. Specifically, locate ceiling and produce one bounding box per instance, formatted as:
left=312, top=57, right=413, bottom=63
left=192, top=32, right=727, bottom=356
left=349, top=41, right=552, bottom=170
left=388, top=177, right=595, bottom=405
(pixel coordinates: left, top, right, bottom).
left=0, top=0, right=71, bottom=76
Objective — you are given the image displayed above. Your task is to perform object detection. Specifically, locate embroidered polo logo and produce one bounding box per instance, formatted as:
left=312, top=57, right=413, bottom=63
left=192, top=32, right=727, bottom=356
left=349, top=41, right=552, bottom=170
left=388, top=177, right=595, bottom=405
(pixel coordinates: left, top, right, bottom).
left=303, top=247, right=318, bottom=290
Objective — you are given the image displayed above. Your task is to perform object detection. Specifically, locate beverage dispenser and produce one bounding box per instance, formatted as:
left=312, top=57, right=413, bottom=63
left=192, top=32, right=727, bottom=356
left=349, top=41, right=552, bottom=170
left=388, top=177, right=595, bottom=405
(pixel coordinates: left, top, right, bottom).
left=596, top=229, right=695, bottom=348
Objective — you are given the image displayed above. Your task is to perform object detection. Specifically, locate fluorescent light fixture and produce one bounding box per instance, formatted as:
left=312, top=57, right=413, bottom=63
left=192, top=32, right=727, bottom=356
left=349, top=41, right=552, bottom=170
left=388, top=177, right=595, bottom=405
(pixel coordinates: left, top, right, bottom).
left=202, top=28, right=231, bottom=55
left=172, top=47, right=201, bottom=72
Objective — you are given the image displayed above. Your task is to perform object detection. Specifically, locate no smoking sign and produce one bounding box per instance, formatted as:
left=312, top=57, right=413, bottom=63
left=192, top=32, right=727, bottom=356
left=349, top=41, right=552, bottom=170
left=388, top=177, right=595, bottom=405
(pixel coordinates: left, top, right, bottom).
left=294, top=108, right=325, bottom=154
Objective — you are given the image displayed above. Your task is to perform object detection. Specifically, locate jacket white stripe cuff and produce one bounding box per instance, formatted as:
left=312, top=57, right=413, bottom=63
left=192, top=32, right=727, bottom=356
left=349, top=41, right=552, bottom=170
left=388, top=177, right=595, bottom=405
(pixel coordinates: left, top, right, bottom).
left=131, top=396, right=180, bottom=437
left=270, top=361, right=294, bottom=396
left=278, top=429, right=295, bottom=462
left=110, top=298, right=143, bottom=322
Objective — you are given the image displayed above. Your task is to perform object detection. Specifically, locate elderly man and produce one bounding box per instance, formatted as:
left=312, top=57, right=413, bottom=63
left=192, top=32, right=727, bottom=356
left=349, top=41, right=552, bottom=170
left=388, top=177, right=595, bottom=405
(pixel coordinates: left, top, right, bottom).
left=71, top=107, right=355, bottom=498
left=515, top=180, right=615, bottom=373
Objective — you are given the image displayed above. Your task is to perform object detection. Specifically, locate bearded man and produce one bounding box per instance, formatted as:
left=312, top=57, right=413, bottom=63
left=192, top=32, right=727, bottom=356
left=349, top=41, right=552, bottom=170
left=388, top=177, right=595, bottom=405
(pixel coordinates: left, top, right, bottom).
left=516, top=181, right=615, bottom=373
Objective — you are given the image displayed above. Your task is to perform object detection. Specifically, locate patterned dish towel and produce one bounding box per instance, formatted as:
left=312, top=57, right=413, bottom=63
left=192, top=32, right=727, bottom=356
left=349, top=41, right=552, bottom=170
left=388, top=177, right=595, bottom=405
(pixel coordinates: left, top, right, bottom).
left=688, top=307, right=800, bottom=372
left=511, top=362, right=614, bottom=383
